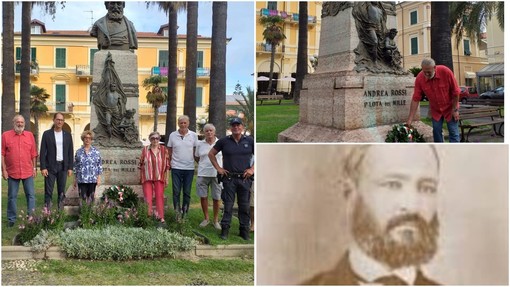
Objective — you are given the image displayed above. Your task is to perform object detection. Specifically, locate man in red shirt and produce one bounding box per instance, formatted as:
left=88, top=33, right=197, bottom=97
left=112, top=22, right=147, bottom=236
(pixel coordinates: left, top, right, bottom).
left=1, top=115, right=38, bottom=227
left=406, top=58, right=461, bottom=142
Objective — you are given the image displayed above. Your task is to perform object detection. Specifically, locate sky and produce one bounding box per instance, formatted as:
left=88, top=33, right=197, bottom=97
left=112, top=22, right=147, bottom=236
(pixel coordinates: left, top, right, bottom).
left=8, top=1, right=255, bottom=95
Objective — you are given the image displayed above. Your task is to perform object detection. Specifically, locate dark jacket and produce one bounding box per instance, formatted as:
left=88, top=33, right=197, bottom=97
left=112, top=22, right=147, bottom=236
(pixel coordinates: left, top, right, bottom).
left=40, top=129, right=74, bottom=173
left=302, top=252, right=440, bottom=285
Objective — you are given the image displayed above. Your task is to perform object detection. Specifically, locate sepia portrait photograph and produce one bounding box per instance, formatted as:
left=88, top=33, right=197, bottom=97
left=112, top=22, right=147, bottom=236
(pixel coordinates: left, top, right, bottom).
left=256, top=144, right=508, bottom=285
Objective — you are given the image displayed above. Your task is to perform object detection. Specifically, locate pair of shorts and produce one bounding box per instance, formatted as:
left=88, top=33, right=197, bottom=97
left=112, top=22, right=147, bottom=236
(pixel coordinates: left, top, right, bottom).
left=196, top=176, right=222, bottom=200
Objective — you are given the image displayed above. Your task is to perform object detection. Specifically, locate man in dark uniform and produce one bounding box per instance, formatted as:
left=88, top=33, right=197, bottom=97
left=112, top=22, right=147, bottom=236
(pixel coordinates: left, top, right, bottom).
left=208, top=118, right=254, bottom=240
left=303, top=145, right=441, bottom=285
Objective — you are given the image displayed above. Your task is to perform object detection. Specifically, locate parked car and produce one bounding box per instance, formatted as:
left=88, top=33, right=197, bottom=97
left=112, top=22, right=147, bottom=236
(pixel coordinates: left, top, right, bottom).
left=459, top=86, right=478, bottom=104
left=480, top=86, right=504, bottom=99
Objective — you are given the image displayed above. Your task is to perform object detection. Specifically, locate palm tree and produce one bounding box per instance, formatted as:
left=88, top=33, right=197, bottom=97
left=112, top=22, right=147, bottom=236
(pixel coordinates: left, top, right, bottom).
left=20, top=2, right=33, bottom=131
left=18, top=2, right=64, bottom=132
left=293, top=2, right=308, bottom=104
left=184, top=1, right=198, bottom=132
left=143, top=75, right=169, bottom=132
left=450, top=2, right=504, bottom=47
left=259, top=15, right=286, bottom=95
left=30, top=85, right=50, bottom=149
left=2, top=2, right=15, bottom=133
left=430, top=2, right=453, bottom=71
left=147, top=2, right=186, bottom=145
left=209, top=2, right=228, bottom=137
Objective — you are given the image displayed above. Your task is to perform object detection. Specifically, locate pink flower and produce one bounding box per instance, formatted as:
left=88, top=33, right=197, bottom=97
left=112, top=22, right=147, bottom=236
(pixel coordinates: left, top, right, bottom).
left=19, top=224, right=24, bottom=230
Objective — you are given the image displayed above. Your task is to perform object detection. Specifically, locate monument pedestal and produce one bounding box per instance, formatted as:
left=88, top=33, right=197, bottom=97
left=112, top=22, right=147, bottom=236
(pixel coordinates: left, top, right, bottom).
left=278, top=71, right=433, bottom=142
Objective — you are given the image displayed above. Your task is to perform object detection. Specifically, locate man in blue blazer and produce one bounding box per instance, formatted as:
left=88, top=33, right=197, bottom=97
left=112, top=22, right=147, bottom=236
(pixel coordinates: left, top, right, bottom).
left=40, top=113, right=74, bottom=210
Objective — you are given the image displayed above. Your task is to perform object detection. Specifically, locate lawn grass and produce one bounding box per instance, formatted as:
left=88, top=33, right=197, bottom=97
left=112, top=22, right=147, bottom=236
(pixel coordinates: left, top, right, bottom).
left=256, top=100, right=299, bottom=142
left=2, top=257, right=254, bottom=285
left=2, top=176, right=253, bottom=246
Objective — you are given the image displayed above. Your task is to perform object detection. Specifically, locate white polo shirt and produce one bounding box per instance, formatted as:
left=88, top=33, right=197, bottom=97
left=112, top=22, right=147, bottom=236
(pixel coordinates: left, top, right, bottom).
left=167, top=129, right=198, bottom=170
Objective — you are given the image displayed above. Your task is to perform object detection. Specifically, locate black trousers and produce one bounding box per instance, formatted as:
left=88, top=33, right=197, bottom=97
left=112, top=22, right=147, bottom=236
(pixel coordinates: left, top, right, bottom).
left=221, top=177, right=252, bottom=230
left=78, top=183, right=97, bottom=202
left=44, top=162, right=68, bottom=209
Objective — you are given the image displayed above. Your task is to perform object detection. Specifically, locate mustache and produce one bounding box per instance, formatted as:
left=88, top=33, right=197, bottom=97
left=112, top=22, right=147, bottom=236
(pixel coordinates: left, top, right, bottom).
left=385, top=213, right=428, bottom=233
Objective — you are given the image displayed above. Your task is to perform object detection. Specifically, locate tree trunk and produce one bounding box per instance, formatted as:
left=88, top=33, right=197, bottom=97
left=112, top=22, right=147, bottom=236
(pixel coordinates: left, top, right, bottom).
left=267, top=46, right=276, bottom=95
left=34, top=115, right=40, bottom=151
left=153, top=108, right=159, bottom=132
left=209, top=2, right=227, bottom=137
left=431, top=2, right=454, bottom=71
left=184, top=2, right=198, bottom=132
left=165, top=5, right=178, bottom=144
left=20, top=2, right=32, bottom=131
left=294, top=2, right=308, bottom=104
left=2, top=2, right=15, bottom=133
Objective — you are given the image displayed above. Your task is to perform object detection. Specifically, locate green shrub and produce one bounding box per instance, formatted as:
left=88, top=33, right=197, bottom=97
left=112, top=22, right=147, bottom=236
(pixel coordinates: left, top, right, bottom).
left=23, top=229, right=60, bottom=252
left=59, top=226, right=197, bottom=260
left=17, top=207, right=66, bottom=244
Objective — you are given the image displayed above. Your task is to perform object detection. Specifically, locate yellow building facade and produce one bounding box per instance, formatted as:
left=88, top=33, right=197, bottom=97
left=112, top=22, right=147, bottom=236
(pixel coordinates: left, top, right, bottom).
left=255, top=1, right=322, bottom=95
left=395, top=2, right=489, bottom=88
left=14, top=20, right=212, bottom=151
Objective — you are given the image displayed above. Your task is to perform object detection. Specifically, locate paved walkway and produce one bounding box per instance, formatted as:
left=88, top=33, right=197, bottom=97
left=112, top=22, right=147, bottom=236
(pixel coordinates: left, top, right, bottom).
left=420, top=106, right=504, bottom=143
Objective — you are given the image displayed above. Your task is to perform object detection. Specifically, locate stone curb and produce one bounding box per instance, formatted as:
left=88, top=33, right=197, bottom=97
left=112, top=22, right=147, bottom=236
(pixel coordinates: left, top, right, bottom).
left=2, top=244, right=253, bottom=261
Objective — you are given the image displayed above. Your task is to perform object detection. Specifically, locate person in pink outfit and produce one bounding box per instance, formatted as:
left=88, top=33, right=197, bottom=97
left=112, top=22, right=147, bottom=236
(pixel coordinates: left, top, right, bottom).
left=139, top=131, right=169, bottom=222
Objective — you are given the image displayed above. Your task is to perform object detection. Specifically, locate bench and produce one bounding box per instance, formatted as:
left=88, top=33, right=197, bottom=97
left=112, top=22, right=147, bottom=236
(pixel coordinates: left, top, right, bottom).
left=459, top=106, right=504, bottom=142
left=462, top=98, right=504, bottom=108
left=257, top=94, right=284, bottom=105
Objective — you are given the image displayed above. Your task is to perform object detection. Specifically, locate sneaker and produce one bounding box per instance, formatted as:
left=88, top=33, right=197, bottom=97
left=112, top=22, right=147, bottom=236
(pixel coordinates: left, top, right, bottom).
left=213, top=221, right=221, bottom=230
left=199, top=219, right=210, bottom=227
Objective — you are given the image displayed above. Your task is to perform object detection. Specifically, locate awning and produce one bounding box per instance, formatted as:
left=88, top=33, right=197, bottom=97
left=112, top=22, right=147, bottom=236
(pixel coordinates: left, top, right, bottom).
left=476, top=63, right=504, bottom=77
left=464, top=72, right=476, bottom=79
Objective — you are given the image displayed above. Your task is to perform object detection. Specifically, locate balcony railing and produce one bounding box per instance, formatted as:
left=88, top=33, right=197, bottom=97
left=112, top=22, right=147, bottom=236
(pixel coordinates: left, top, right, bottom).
left=256, top=42, right=283, bottom=54
left=15, top=62, right=39, bottom=76
left=76, top=65, right=91, bottom=77
left=259, top=8, right=317, bottom=24
left=151, top=66, right=210, bottom=77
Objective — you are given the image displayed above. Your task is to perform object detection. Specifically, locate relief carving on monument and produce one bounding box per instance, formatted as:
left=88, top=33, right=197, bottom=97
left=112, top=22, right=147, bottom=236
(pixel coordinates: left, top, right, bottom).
left=92, top=52, right=140, bottom=147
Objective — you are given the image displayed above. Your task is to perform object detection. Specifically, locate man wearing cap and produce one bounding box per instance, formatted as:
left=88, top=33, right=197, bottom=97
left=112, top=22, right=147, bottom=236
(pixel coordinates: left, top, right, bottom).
left=208, top=117, right=254, bottom=240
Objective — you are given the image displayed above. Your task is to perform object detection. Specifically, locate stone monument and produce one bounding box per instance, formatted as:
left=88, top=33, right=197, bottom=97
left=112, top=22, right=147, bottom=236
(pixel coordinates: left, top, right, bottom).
left=278, top=2, right=432, bottom=142
left=65, top=2, right=143, bottom=213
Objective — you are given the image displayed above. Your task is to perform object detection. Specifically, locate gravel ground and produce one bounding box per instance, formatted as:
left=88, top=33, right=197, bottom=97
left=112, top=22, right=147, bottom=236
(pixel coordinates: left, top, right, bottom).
left=1, top=260, right=46, bottom=285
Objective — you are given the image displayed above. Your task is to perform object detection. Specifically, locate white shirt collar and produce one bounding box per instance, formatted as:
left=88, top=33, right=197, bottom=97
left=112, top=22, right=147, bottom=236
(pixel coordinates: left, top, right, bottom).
left=349, top=243, right=417, bottom=285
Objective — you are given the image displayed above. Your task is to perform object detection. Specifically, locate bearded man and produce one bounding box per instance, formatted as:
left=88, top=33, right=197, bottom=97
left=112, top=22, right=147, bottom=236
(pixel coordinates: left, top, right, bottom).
left=303, top=145, right=440, bottom=285
left=91, top=1, right=138, bottom=50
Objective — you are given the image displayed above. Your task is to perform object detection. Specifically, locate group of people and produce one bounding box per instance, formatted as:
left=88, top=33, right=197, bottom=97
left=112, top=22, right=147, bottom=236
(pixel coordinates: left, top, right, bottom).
left=142, top=115, right=254, bottom=240
left=2, top=112, right=254, bottom=241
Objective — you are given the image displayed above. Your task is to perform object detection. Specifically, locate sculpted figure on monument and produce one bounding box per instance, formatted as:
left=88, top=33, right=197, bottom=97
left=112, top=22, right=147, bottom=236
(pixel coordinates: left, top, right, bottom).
left=352, top=2, right=406, bottom=74
left=384, top=28, right=402, bottom=68
left=90, top=1, right=138, bottom=51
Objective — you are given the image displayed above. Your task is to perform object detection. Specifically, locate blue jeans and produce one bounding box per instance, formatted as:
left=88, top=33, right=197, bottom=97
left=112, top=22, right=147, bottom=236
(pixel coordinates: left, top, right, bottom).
left=171, top=169, right=194, bottom=214
left=432, top=116, right=460, bottom=143
left=7, top=177, right=36, bottom=223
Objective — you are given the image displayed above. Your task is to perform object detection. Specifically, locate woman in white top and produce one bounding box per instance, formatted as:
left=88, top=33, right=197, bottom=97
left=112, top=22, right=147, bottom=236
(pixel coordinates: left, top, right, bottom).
left=194, top=123, right=222, bottom=229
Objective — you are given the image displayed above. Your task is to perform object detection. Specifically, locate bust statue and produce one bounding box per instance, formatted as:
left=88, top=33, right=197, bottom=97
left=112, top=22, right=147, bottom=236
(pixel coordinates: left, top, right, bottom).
left=90, top=1, right=138, bottom=51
